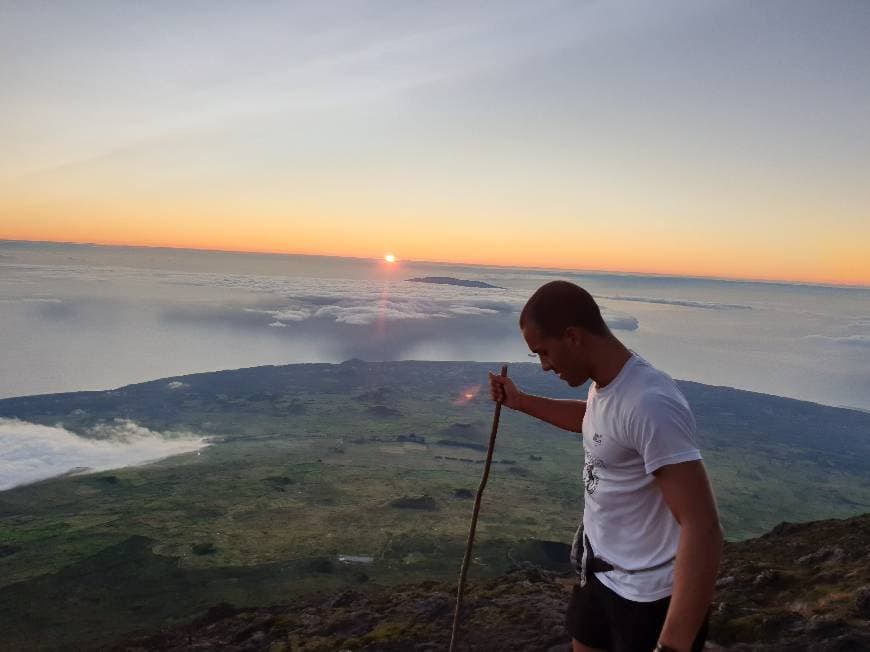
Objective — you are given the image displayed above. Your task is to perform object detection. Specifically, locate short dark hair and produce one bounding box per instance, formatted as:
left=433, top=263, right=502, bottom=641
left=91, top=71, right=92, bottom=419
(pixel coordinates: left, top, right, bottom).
left=519, top=280, right=609, bottom=338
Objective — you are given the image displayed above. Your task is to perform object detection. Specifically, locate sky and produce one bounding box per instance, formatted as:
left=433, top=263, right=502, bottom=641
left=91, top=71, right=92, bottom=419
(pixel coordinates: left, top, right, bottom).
left=1, top=1, right=869, bottom=285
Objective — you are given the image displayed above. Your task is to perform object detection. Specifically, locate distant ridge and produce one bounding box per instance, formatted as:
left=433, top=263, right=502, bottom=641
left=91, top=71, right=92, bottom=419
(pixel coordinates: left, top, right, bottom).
left=406, top=276, right=504, bottom=289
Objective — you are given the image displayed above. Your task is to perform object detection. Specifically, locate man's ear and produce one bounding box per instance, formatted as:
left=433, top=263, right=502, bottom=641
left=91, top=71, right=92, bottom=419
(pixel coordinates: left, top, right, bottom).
left=564, top=326, right=584, bottom=347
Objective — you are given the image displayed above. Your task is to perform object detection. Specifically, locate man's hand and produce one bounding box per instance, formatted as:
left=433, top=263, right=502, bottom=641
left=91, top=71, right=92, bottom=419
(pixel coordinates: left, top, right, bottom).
left=488, top=371, right=524, bottom=410
left=490, top=372, right=586, bottom=432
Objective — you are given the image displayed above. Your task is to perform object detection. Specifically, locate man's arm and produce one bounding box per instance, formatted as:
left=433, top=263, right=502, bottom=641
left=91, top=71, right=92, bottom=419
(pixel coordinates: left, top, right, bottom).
left=654, top=460, right=723, bottom=652
left=488, top=371, right=585, bottom=433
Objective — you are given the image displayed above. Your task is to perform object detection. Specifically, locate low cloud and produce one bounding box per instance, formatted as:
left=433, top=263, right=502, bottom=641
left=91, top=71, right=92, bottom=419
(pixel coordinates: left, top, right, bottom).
left=246, top=306, right=312, bottom=322
left=0, top=297, right=62, bottom=303
left=605, top=314, right=639, bottom=331
left=804, top=334, right=870, bottom=348
left=0, top=418, right=208, bottom=491
left=313, top=302, right=437, bottom=325
left=598, top=295, right=752, bottom=310
left=159, top=278, right=641, bottom=366
left=241, top=283, right=520, bottom=328
left=10, top=262, right=642, bottom=368
left=235, top=280, right=639, bottom=331
left=448, top=306, right=500, bottom=316
left=7, top=260, right=641, bottom=333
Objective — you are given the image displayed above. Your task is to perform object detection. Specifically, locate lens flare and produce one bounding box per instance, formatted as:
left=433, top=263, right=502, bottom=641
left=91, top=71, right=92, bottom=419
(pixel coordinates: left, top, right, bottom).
left=453, top=384, right=481, bottom=405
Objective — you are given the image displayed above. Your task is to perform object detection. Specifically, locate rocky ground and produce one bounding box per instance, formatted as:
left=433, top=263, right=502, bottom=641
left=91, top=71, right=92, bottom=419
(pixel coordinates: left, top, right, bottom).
left=710, top=513, right=870, bottom=651
left=109, top=514, right=870, bottom=652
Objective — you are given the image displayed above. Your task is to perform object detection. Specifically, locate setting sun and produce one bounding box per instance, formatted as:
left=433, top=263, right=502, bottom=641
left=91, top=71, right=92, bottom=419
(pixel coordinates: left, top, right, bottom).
left=384, top=254, right=396, bottom=263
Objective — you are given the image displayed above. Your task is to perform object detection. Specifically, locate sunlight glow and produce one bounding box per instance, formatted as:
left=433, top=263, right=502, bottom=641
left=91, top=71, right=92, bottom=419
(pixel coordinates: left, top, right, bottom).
left=453, top=384, right=481, bottom=406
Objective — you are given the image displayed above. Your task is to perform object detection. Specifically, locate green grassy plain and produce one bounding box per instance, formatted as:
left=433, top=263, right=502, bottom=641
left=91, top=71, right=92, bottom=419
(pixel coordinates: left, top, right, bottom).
left=1, top=360, right=869, bottom=650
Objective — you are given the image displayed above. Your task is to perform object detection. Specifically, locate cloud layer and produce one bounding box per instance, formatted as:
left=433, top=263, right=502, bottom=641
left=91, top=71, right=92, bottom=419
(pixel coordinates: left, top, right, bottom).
left=3, top=259, right=641, bottom=331
left=804, top=334, right=870, bottom=348
left=0, top=418, right=207, bottom=491
left=598, top=295, right=752, bottom=310
left=233, top=279, right=638, bottom=330
left=2, top=247, right=869, bottom=411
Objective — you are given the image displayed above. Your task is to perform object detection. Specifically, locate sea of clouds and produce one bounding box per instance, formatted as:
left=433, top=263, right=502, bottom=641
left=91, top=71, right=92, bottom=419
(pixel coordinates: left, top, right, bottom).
left=0, top=418, right=208, bottom=491
left=1, top=243, right=869, bottom=411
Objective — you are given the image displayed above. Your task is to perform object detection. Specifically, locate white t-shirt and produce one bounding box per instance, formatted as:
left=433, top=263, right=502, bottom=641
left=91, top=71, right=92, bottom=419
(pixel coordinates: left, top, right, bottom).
left=580, top=352, right=702, bottom=602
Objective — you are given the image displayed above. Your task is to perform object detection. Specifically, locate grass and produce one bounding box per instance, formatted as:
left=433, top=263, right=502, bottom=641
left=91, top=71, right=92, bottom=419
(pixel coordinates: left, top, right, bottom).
left=0, top=360, right=869, bottom=650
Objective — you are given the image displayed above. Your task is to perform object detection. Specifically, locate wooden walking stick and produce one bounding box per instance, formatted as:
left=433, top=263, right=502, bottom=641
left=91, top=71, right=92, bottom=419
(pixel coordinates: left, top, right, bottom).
left=449, top=364, right=508, bottom=652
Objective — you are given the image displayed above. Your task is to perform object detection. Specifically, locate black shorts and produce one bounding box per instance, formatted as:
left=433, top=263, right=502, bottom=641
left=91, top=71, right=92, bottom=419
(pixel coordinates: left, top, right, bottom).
left=565, top=573, right=709, bottom=651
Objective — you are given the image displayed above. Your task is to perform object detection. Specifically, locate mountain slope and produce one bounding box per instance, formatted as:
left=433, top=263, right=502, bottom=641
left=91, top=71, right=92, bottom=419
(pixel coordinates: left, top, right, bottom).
left=108, top=513, right=870, bottom=651
left=1, top=361, right=869, bottom=650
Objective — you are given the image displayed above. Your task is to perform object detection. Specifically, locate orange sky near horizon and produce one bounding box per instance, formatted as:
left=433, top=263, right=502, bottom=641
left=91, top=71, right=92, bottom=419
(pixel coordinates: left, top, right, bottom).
left=2, top=213, right=867, bottom=287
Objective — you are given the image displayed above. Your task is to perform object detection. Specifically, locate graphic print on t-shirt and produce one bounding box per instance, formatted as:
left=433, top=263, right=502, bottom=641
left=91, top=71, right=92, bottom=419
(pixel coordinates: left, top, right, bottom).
left=583, top=450, right=606, bottom=495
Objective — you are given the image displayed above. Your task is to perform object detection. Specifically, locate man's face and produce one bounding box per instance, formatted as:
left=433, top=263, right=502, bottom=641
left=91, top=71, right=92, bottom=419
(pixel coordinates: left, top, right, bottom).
left=521, top=322, right=589, bottom=387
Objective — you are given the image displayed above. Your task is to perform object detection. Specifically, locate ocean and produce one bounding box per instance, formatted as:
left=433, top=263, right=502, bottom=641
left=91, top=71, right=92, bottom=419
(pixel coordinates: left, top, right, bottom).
left=2, top=240, right=868, bottom=411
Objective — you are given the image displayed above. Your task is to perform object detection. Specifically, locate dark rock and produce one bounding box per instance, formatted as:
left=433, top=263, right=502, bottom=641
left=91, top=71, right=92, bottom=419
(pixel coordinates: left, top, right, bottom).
left=285, top=401, right=306, bottom=415
left=506, top=561, right=553, bottom=583
left=806, top=614, right=848, bottom=637
left=388, top=495, right=438, bottom=510
left=752, top=568, right=780, bottom=587
left=826, top=632, right=870, bottom=651
left=437, top=438, right=487, bottom=452
left=308, top=558, right=335, bottom=574
left=327, top=590, right=361, bottom=609
left=367, top=405, right=403, bottom=418
left=414, top=593, right=452, bottom=620
left=397, top=433, right=426, bottom=444
left=355, top=386, right=394, bottom=403
left=452, top=488, right=474, bottom=499
left=245, top=630, right=265, bottom=643
left=768, top=521, right=803, bottom=537
left=797, top=546, right=846, bottom=566
left=264, top=475, right=294, bottom=489
left=191, top=542, right=216, bottom=556
left=438, top=422, right=485, bottom=440
left=716, top=575, right=736, bottom=588
left=322, top=613, right=372, bottom=636
left=854, top=586, right=870, bottom=618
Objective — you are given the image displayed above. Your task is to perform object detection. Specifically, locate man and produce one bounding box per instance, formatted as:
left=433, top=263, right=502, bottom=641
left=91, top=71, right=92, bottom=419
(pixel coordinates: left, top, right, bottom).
left=489, top=281, right=722, bottom=652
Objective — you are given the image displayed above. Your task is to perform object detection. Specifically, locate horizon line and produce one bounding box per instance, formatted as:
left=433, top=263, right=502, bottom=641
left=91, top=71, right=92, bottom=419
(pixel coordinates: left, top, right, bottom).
left=2, top=237, right=868, bottom=292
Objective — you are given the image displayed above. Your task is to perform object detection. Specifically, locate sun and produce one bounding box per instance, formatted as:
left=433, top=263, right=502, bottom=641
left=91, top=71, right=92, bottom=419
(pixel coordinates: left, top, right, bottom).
left=384, top=253, right=396, bottom=263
